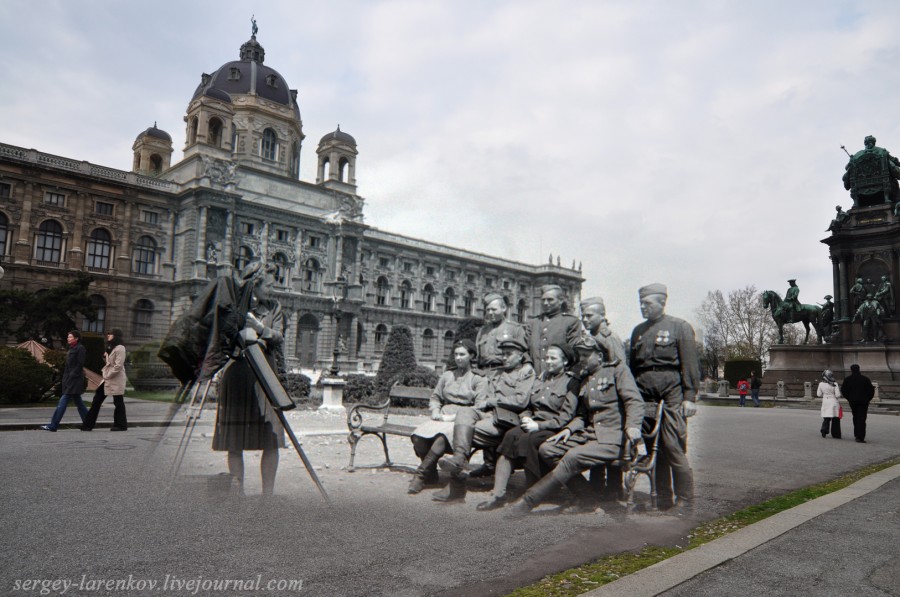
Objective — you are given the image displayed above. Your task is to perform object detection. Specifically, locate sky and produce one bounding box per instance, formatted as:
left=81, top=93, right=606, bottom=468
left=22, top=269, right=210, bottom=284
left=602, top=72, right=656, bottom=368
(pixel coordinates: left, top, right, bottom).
left=3, top=0, right=900, bottom=335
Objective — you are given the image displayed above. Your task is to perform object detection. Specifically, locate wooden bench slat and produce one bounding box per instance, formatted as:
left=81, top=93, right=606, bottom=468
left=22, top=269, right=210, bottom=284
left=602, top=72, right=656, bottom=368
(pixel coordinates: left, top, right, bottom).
left=360, top=423, right=417, bottom=435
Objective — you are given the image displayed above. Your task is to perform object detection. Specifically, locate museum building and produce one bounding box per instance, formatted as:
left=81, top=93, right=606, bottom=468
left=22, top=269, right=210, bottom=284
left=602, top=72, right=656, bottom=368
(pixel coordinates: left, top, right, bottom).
left=0, top=32, right=583, bottom=373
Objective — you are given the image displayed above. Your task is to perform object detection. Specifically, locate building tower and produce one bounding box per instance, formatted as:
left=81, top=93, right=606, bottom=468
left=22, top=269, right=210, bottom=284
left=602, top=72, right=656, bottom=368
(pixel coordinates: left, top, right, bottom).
left=316, top=126, right=358, bottom=194
left=131, top=123, right=173, bottom=176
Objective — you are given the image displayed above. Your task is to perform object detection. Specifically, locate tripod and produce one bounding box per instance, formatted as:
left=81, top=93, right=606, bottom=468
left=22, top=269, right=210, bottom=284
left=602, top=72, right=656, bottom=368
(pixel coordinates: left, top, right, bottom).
left=166, top=327, right=331, bottom=504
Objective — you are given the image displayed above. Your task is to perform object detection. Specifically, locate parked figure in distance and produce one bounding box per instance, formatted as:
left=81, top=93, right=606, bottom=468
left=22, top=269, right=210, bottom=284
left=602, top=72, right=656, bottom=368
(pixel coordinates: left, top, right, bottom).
left=40, top=330, right=89, bottom=432
left=840, top=364, right=875, bottom=443
left=817, top=370, right=843, bottom=439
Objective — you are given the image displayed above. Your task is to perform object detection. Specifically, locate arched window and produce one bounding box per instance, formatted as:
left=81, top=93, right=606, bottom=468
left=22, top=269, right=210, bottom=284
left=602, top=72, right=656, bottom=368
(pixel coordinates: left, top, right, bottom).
left=189, top=116, right=198, bottom=144
left=376, top=276, right=390, bottom=306
left=83, top=294, right=106, bottom=333
left=234, top=245, right=254, bottom=272
left=338, top=157, right=349, bottom=182
left=261, top=128, right=278, bottom=161
left=302, top=258, right=321, bottom=293
left=443, top=330, right=455, bottom=358
left=133, top=299, right=154, bottom=337
left=208, top=117, right=223, bottom=147
left=444, top=287, right=456, bottom=315
left=400, top=281, right=413, bottom=310
left=86, top=228, right=112, bottom=270
left=422, top=329, right=435, bottom=357
left=423, top=284, right=435, bottom=312
left=291, top=141, right=300, bottom=178
left=463, top=291, right=475, bottom=317
left=296, top=314, right=320, bottom=367
left=35, top=220, right=63, bottom=263
left=516, top=298, right=528, bottom=323
left=132, top=235, right=157, bottom=275
left=322, top=158, right=331, bottom=180
left=273, top=252, right=289, bottom=286
left=374, top=324, right=388, bottom=353
left=149, top=154, right=163, bottom=175
left=0, top=212, right=8, bottom=257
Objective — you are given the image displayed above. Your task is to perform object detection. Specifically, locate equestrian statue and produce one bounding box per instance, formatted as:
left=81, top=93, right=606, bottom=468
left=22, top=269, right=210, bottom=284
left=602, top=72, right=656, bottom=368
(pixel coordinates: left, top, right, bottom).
left=762, top=283, right=825, bottom=345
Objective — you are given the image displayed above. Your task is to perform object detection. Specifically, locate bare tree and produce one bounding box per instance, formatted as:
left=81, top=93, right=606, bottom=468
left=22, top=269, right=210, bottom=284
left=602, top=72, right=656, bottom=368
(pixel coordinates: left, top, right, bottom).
left=696, top=285, right=777, bottom=370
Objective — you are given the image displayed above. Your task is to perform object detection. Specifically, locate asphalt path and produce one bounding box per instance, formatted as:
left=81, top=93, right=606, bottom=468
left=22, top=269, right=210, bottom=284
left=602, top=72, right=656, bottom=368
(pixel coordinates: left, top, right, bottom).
left=2, top=405, right=899, bottom=596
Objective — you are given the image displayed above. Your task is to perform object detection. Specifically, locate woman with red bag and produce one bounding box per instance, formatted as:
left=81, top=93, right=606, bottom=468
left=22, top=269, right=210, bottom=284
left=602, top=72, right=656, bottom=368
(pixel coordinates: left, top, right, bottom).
left=817, top=369, right=842, bottom=439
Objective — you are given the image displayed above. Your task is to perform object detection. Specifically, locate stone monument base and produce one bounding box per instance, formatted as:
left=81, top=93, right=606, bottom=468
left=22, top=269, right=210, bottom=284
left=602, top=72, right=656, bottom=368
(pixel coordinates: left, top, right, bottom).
left=763, top=344, right=900, bottom=399
left=318, top=377, right=347, bottom=415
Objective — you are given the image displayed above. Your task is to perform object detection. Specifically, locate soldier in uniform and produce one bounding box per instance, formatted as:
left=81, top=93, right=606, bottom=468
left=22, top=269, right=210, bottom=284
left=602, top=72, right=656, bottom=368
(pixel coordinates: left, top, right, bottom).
left=875, top=275, right=894, bottom=316
left=849, top=277, right=866, bottom=312
left=507, top=335, right=644, bottom=516
left=629, top=283, right=699, bottom=515
left=475, top=292, right=529, bottom=370
left=433, top=338, right=535, bottom=503
left=579, top=296, right=627, bottom=501
left=529, top=285, right=581, bottom=376
left=854, top=293, right=884, bottom=342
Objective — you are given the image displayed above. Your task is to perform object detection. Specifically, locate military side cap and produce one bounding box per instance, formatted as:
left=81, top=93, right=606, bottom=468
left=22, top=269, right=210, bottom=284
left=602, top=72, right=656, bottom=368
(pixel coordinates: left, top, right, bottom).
left=541, top=284, right=563, bottom=296
left=638, top=283, right=667, bottom=299
left=482, top=292, right=506, bottom=306
left=498, top=337, right=528, bottom=352
left=580, top=296, right=606, bottom=310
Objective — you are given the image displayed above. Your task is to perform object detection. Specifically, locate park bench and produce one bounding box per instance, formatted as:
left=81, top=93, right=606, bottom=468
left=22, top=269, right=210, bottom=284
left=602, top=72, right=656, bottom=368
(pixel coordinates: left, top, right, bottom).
left=346, top=384, right=433, bottom=472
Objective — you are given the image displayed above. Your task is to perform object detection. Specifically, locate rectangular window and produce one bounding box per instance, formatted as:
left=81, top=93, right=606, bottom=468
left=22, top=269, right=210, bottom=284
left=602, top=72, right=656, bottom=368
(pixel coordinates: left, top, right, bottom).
left=379, top=257, right=390, bottom=268
left=0, top=182, right=10, bottom=198
left=447, top=270, right=456, bottom=281
left=308, top=235, right=320, bottom=248
left=403, top=262, right=413, bottom=273
left=485, top=277, right=494, bottom=288
left=95, top=202, right=114, bottom=216
left=467, top=274, right=476, bottom=284
left=45, top=192, right=65, bottom=206
left=141, top=210, right=159, bottom=225
left=240, top=222, right=255, bottom=236
left=277, top=229, right=290, bottom=242
left=426, top=266, right=435, bottom=276
left=503, top=280, right=510, bottom=290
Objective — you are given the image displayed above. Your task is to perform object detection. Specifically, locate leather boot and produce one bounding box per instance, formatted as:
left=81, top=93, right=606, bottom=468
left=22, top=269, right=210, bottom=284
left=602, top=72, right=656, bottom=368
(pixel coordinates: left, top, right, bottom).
left=432, top=475, right=467, bottom=503
left=469, top=448, right=497, bottom=478
left=438, top=425, right=475, bottom=476
left=408, top=450, right=441, bottom=495
left=507, top=473, right=563, bottom=518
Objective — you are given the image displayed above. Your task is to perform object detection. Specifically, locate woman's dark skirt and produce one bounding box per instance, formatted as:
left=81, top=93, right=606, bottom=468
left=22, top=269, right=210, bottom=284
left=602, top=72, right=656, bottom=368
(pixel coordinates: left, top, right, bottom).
left=212, top=359, right=285, bottom=451
left=497, top=427, right=555, bottom=478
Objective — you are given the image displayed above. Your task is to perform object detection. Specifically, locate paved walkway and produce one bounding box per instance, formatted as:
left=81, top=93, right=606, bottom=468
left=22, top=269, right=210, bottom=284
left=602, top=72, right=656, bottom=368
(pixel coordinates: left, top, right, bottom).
left=3, top=400, right=899, bottom=596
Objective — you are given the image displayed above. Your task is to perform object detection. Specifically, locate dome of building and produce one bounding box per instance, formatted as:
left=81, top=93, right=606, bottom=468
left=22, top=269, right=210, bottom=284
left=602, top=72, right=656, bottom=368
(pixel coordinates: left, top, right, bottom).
left=135, top=122, right=172, bottom=142
left=190, top=35, right=298, bottom=119
left=319, top=125, right=356, bottom=146
left=203, top=87, right=232, bottom=103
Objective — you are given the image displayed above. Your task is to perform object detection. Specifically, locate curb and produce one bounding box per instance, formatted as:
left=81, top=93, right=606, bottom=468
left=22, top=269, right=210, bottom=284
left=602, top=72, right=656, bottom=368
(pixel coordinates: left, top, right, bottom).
left=579, top=463, right=900, bottom=596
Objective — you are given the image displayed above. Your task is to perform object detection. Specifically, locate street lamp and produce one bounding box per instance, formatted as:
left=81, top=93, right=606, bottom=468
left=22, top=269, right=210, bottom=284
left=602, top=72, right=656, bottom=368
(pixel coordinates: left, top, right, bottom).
left=328, top=276, right=348, bottom=376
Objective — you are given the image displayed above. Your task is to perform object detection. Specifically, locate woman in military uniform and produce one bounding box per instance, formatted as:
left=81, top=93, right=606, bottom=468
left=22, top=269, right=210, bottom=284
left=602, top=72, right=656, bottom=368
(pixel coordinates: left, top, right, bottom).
left=476, top=343, right=578, bottom=511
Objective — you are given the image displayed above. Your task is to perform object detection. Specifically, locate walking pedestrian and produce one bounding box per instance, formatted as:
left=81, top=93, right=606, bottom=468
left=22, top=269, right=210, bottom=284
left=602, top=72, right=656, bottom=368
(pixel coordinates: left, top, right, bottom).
left=40, top=330, right=88, bottom=432
left=840, top=364, right=875, bottom=443
left=81, top=329, right=128, bottom=431
left=817, top=370, right=842, bottom=439
left=749, top=371, right=762, bottom=407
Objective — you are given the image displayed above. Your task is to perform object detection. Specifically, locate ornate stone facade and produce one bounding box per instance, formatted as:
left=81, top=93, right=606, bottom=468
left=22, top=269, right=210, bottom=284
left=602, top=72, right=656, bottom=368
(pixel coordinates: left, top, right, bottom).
left=0, top=32, right=582, bottom=373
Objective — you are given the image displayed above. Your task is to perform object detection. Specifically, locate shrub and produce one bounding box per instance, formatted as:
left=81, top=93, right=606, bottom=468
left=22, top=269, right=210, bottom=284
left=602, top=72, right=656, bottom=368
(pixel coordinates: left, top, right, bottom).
left=342, top=374, right=378, bottom=405
left=280, top=372, right=312, bottom=401
left=723, top=359, right=762, bottom=386
left=0, top=346, right=57, bottom=403
left=374, top=325, right=417, bottom=396
left=399, top=365, right=439, bottom=389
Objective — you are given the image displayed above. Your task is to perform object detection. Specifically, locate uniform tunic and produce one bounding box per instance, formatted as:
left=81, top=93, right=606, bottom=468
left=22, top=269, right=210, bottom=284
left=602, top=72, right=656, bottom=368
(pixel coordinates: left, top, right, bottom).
left=539, top=360, right=644, bottom=475
left=593, top=321, right=626, bottom=363
left=629, top=314, right=699, bottom=502
left=212, top=299, right=286, bottom=452
left=454, top=363, right=536, bottom=450
left=412, top=369, right=483, bottom=441
left=528, top=313, right=581, bottom=375
left=498, top=371, right=578, bottom=476
left=476, top=320, right=530, bottom=369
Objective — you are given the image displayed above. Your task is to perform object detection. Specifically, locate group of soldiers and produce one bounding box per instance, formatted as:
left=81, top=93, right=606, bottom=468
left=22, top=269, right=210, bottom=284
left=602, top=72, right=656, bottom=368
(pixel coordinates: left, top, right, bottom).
left=426, top=282, right=698, bottom=515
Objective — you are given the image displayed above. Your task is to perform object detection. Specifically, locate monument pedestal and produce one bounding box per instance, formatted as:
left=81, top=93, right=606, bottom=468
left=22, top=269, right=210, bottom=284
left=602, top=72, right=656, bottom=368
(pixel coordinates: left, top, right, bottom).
left=319, top=377, right=347, bottom=415
left=763, top=344, right=900, bottom=399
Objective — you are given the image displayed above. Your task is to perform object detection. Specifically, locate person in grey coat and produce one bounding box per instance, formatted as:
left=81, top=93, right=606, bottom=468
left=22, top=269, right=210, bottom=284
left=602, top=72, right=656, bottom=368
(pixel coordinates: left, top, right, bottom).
left=40, top=330, right=88, bottom=432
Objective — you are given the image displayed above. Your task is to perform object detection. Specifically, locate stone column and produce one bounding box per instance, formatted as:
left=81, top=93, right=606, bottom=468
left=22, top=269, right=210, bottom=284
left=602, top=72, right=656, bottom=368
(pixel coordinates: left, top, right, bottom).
left=223, top=210, right=233, bottom=266
left=838, top=256, right=850, bottom=320
left=872, top=382, right=881, bottom=403
left=831, top=256, right=841, bottom=319
left=14, top=182, right=34, bottom=264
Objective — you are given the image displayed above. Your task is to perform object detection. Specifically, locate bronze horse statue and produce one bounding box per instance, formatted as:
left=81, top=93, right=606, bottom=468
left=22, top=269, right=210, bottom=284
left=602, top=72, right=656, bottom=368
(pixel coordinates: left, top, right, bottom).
left=762, top=290, right=825, bottom=345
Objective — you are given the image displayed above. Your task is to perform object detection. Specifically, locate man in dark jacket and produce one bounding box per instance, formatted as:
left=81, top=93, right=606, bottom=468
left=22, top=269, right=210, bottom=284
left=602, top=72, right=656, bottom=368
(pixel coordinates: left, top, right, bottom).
left=40, top=330, right=88, bottom=431
left=840, top=364, right=875, bottom=443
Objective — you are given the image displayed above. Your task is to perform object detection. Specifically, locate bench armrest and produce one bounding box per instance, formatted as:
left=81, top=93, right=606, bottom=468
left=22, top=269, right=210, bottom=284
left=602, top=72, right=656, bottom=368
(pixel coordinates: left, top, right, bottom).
left=347, top=398, right=392, bottom=432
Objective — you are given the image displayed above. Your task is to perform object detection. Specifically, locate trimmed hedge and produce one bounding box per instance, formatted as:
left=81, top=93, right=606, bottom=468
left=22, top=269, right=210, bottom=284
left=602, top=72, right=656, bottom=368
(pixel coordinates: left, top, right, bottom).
left=724, top=359, right=762, bottom=386
left=0, top=346, right=57, bottom=403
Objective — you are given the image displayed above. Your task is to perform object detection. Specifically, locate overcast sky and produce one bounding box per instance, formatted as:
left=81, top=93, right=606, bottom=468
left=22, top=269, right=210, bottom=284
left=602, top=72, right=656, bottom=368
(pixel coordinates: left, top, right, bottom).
left=3, top=0, right=900, bottom=335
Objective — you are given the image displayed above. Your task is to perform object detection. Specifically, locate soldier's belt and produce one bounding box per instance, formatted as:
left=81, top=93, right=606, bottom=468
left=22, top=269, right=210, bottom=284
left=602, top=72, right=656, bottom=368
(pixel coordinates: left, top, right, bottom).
left=636, top=366, right=679, bottom=373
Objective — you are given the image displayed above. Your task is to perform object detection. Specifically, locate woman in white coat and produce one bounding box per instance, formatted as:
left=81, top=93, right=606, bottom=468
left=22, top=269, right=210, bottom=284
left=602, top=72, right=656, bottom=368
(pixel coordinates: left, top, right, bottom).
left=817, top=369, right=842, bottom=439
left=80, top=329, right=128, bottom=431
